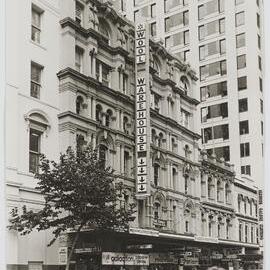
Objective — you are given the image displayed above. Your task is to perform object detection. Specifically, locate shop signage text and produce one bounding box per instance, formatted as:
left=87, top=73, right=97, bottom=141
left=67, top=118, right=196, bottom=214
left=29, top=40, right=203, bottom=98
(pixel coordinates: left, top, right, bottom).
left=129, top=227, right=159, bottom=237
left=58, top=247, right=68, bottom=265
left=102, top=252, right=149, bottom=266
left=149, top=253, right=178, bottom=264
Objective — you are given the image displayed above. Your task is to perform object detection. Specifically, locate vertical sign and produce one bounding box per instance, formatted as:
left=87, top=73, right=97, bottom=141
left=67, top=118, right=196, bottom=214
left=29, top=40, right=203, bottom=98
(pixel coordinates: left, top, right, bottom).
left=135, top=22, right=150, bottom=198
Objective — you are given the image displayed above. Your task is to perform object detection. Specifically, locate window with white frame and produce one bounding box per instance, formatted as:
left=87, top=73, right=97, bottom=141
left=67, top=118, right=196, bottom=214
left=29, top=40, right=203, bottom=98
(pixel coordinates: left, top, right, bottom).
left=31, top=5, right=43, bottom=43
left=31, top=62, right=43, bottom=99
left=75, top=46, right=84, bottom=73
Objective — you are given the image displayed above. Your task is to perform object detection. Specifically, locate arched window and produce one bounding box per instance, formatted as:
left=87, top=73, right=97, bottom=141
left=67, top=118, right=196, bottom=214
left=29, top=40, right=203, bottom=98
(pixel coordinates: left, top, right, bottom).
left=96, top=104, right=102, bottom=124
left=151, top=56, right=161, bottom=77
left=151, top=129, right=157, bottom=145
left=208, top=177, right=213, bottom=199
left=99, top=20, right=111, bottom=45
left=225, top=183, right=230, bottom=203
left=153, top=202, right=160, bottom=220
left=123, top=116, right=129, bottom=134
left=217, top=180, right=222, bottom=201
left=184, top=176, right=189, bottom=195
left=153, top=163, right=160, bottom=186
left=172, top=168, right=177, bottom=190
left=184, top=144, right=190, bottom=159
left=158, top=133, right=163, bottom=148
left=226, top=219, right=230, bottom=239
left=99, top=144, right=108, bottom=169
left=184, top=209, right=191, bottom=233
left=76, top=134, right=86, bottom=152
left=27, top=112, right=49, bottom=173
left=208, top=215, right=213, bottom=237
left=180, top=76, right=190, bottom=95
left=171, top=137, right=176, bottom=153
left=105, top=109, right=113, bottom=127
left=76, top=96, right=84, bottom=114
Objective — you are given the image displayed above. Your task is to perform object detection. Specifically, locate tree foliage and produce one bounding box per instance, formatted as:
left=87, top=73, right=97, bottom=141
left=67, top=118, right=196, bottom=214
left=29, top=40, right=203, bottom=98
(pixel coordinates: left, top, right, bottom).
left=8, top=146, right=136, bottom=247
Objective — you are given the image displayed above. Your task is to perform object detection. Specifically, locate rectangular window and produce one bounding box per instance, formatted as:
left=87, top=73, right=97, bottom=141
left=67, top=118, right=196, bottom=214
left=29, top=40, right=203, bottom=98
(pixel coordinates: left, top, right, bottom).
left=150, top=4, right=156, bottom=18
left=29, top=129, right=41, bottom=173
left=202, top=124, right=229, bottom=143
left=241, top=165, right=251, bottom=175
left=237, top=54, right=246, bottom=69
left=238, top=76, right=247, bottom=91
left=258, top=35, right=261, bottom=49
left=235, top=12, right=245, bottom=27
left=200, top=60, right=227, bottom=80
left=199, top=18, right=225, bottom=40
left=75, top=46, right=84, bottom=73
left=31, top=6, right=42, bottom=43
left=261, top=121, right=264, bottom=135
left=31, top=62, right=42, bottom=99
left=150, top=22, right=156, bottom=37
left=176, top=50, right=190, bottom=62
left=258, top=56, right=262, bottom=70
left=239, top=98, right=248, bottom=112
left=198, top=0, right=224, bottom=20
left=260, top=99, right=263, bottom=113
left=165, top=11, right=189, bottom=32
left=201, top=102, right=228, bottom=122
left=239, top=120, right=249, bottom=135
left=259, top=78, right=263, bottom=92
left=206, top=146, right=230, bottom=161
left=164, top=0, right=183, bottom=13
left=199, top=39, right=226, bottom=60
left=257, top=13, right=260, bottom=28
left=200, top=81, right=227, bottom=101
left=240, top=142, right=250, bottom=157
left=134, top=10, right=139, bottom=21
left=236, top=33, right=245, bottom=48
left=165, top=30, right=189, bottom=48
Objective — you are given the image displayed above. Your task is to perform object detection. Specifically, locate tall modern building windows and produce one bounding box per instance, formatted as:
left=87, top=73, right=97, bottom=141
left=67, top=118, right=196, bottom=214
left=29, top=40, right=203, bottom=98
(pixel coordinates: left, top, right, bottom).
left=164, top=0, right=188, bottom=13
left=201, top=102, right=228, bottom=122
left=199, top=39, right=226, bottom=60
left=202, top=124, right=229, bottom=143
left=235, top=0, right=244, bottom=5
left=165, top=30, right=189, bottom=48
left=75, top=1, right=84, bottom=25
left=240, top=142, right=250, bottom=157
left=165, top=11, right=189, bottom=32
left=200, top=60, right=226, bottom=81
left=31, top=5, right=43, bottom=44
left=239, top=98, right=248, bottom=112
left=241, top=165, right=251, bottom=176
left=237, top=54, right=246, bottom=69
left=199, top=18, right=225, bottom=40
left=150, top=3, right=156, bottom=18
left=200, top=81, right=227, bottom=101
left=150, top=22, right=157, bottom=37
left=239, top=120, right=249, bottom=135
left=31, top=62, right=42, bottom=99
left=198, top=0, right=224, bottom=20
left=238, top=76, right=247, bottom=91
left=236, top=33, right=245, bottom=48
left=235, top=12, right=245, bottom=27
left=206, top=146, right=230, bottom=161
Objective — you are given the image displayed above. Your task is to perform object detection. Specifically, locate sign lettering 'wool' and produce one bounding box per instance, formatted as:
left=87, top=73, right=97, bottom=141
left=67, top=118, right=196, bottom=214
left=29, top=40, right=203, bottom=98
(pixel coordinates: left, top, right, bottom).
left=135, top=22, right=150, bottom=196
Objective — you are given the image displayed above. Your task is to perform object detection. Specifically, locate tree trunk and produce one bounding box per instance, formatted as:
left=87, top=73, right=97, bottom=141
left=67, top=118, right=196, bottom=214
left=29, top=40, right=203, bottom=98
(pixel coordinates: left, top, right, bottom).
left=65, top=224, right=84, bottom=270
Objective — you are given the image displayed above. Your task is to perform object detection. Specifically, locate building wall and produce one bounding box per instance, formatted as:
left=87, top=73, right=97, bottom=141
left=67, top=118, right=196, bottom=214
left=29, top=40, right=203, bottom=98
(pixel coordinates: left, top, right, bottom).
left=123, top=0, right=264, bottom=189
left=5, top=0, right=61, bottom=268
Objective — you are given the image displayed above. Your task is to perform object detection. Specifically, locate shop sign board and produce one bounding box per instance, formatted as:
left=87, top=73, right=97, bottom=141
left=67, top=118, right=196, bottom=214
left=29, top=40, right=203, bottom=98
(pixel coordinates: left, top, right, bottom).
left=179, top=257, right=199, bottom=266
left=126, top=244, right=153, bottom=250
left=102, top=252, right=149, bottom=266
left=58, top=247, right=68, bottom=265
left=74, top=246, right=101, bottom=254
left=135, top=21, right=150, bottom=198
left=149, top=253, right=178, bottom=264
left=129, top=227, right=159, bottom=237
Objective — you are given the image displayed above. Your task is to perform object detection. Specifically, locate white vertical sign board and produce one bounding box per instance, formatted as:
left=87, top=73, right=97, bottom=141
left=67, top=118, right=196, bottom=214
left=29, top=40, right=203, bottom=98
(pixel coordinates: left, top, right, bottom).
left=135, top=22, right=150, bottom=198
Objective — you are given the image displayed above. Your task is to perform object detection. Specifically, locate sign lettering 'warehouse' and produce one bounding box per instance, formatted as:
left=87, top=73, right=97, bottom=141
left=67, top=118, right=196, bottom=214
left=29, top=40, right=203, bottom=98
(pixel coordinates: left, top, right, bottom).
left=135, top=22, right=150, bottom=197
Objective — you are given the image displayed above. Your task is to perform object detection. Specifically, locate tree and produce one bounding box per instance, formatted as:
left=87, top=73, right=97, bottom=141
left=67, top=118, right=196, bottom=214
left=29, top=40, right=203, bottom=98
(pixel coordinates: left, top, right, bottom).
left=8, top=146, right=136, bottom=270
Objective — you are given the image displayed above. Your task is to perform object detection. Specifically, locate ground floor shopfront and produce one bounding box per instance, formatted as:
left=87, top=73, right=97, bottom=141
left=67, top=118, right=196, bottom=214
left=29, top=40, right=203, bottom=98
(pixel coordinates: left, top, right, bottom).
left=63, top=230, right=262, bottom=270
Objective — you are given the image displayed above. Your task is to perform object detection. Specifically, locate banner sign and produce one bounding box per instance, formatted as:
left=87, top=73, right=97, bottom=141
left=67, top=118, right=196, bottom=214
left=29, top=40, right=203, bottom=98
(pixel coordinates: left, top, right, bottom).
left=149, top=253, right=178, bottom=264
left=129, top=227, right=159, bottom=237
left=102, top=252, right=149, bottom=266
left=135, top=21, right=150, bottom=198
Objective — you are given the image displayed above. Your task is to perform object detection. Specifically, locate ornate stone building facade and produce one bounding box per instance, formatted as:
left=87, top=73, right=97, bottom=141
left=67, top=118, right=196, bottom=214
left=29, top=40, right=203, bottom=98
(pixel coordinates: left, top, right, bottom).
left=5, top=0, right=261, bottom=269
